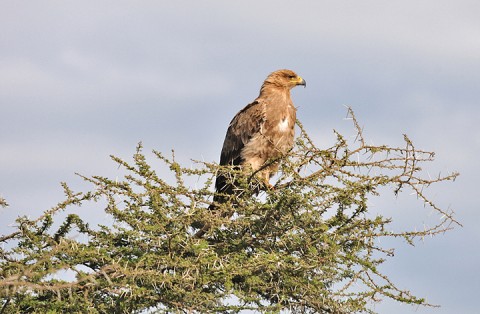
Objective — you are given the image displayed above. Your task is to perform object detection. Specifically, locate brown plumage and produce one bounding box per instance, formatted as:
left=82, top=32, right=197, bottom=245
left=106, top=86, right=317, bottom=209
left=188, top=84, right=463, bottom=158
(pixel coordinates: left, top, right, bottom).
left=195, top=69, right=306, bottom=237
left=217, top=69, right=306, bottom=190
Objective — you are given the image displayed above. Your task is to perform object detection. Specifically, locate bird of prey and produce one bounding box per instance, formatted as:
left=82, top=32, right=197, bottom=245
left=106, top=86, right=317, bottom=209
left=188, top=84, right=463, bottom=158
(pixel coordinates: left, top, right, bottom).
left=195, top=69, right=306, bottom=237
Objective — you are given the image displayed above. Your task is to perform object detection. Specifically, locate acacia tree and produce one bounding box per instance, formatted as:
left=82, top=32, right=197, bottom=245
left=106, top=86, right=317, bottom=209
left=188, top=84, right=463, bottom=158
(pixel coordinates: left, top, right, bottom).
left=0, top=109, right=459, bottom=313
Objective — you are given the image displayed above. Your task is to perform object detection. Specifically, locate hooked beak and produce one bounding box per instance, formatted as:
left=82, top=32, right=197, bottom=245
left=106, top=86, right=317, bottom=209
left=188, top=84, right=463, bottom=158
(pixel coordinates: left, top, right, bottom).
left=296, top=76, right=306, bottom=88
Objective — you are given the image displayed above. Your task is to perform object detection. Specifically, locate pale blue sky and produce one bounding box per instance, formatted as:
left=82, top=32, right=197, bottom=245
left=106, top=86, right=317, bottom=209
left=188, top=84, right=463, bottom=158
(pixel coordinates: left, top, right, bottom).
left=1, top=1, right=479, bottom=312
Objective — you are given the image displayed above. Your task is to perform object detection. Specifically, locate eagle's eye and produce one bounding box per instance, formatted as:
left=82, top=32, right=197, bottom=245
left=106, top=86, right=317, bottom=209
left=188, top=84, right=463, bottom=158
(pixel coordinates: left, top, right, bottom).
left=288, top=75, right=296, bottom=79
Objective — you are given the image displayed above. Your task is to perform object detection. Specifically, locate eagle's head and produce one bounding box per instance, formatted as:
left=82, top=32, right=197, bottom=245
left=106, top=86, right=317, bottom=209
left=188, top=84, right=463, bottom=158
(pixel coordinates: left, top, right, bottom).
left=264, top=69, right=306, bottom=89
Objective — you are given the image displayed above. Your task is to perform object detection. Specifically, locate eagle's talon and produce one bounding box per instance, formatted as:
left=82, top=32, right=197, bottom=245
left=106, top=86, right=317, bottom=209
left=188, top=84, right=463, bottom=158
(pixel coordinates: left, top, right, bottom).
left=263, top=181, right=275, bottom=190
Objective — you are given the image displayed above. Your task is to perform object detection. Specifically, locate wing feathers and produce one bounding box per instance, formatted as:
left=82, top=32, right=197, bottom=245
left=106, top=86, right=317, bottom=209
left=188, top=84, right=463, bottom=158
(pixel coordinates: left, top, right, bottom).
left=219, top=100, right=265, bottom=166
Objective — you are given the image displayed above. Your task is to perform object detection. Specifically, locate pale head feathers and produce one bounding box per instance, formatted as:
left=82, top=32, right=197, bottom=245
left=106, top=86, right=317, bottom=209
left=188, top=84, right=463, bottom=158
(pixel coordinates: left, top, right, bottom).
left=262, top=69, right=306, bottom=89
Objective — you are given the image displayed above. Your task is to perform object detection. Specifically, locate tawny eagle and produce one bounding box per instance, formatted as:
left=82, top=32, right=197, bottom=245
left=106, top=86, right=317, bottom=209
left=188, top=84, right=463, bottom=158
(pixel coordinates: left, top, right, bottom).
left=215, top=69, right=306, bottom=192
left=195, top=69, right=305, bottom=237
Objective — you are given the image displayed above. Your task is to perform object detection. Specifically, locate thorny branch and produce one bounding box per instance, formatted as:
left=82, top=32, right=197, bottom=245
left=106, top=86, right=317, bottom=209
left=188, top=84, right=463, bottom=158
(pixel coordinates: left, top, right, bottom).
left=0, top=108, right=459, bottom=314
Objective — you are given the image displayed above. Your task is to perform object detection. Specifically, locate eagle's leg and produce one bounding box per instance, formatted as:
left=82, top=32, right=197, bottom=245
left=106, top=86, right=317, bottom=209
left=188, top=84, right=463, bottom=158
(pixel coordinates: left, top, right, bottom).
left=263, top=179, right=275, bottom=190
left=259, top=170, right=274, bottom=190
left=245, top=159, right=275, bottom=190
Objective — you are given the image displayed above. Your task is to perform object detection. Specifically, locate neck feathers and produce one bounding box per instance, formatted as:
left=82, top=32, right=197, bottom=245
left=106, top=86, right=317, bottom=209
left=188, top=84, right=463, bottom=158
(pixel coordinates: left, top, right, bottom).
left=259, top=82, right=291, bottom=102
